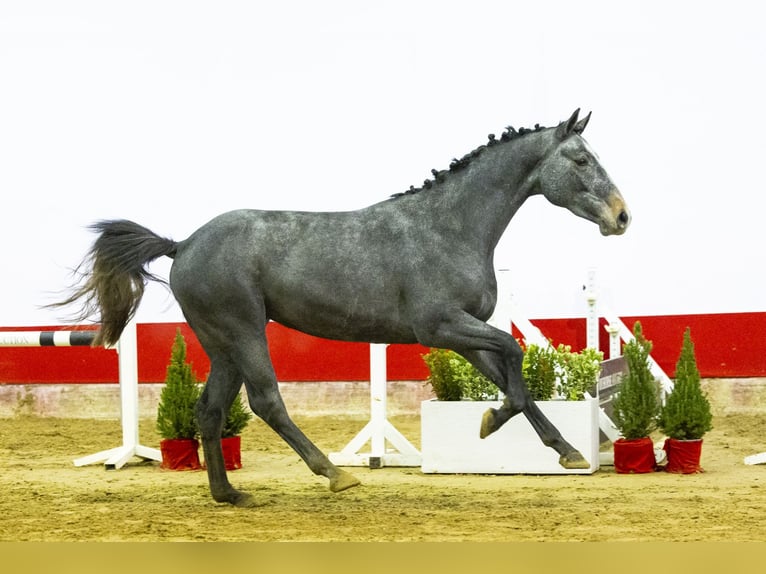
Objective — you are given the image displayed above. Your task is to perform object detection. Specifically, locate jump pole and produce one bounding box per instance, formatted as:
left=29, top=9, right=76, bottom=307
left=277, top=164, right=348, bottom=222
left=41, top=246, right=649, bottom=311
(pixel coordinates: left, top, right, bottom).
left=328, top=344, right=421, bottom=468
left=0, top=320, right=161, bottom=469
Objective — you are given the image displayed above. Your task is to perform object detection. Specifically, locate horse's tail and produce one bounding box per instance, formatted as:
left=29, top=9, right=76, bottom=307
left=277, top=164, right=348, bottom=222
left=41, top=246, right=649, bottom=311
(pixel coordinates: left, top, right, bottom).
left=54, top=220, right=178, bottom=347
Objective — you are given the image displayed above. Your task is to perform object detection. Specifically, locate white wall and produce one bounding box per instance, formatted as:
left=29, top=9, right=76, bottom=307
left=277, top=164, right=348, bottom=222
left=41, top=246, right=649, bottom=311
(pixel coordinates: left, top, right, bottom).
left=2, top=1, right=764, bottom=326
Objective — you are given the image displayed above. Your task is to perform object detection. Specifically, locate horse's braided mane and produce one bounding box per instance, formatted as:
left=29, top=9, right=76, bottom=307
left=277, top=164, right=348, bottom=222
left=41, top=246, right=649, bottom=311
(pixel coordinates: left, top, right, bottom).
left=390, top=123, right=546, bottom=199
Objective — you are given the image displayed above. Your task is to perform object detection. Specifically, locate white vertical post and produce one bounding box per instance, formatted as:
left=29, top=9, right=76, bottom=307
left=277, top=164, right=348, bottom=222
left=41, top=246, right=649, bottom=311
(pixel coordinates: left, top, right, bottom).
left=369, top=344, right=387, bottom=458
left=116, top=317, right=139, bottom=455
left=605, top=324, right=621, bottom=359
left=328, top=342, right=421, bottom=468
left=585, top=268, right=599, bottom=351
left=73, top=318, right=161, bottom=469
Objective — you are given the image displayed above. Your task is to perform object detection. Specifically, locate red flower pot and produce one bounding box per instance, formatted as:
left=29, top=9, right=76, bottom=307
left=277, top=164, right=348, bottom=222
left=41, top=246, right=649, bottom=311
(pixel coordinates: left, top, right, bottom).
left=221, top=436, right=242, bottom=471
left=613, top=437, right=656, bottom=474
left=160, top=438, right=202, bottom=471
left=663, top=438, right=704, bottom=474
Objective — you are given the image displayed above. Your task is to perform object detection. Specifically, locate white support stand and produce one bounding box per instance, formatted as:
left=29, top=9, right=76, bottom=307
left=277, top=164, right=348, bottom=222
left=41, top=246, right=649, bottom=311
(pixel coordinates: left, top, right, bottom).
left=329, top=344, right=421, bottom=468
left=73, top=319, right=161, bottom=470
left=744, top=453, right=766, bottom=465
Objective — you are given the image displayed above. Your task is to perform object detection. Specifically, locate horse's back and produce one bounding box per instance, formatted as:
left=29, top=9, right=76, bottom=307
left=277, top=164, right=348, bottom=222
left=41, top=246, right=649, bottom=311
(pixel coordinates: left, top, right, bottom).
left=168, top=207, right=426, bottom=342
left=173, top=206, right=407, bottom=275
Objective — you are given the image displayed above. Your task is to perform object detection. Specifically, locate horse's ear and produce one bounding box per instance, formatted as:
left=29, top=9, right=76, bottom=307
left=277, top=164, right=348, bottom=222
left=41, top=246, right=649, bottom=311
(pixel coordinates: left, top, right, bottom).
left=556, top=108, right=581, bottom=140
left=573, top=111, right=591, bottom=135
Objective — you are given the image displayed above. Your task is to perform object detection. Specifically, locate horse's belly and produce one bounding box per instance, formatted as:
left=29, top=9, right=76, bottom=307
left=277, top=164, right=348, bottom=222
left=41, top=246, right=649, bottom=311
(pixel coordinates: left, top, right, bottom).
left=267, top=295, right=417, bottom=344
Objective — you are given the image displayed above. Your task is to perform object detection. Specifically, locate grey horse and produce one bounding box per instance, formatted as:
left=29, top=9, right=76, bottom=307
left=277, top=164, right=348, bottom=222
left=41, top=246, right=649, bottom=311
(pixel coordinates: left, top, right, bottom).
left=57, top=109, right=630, bottom=506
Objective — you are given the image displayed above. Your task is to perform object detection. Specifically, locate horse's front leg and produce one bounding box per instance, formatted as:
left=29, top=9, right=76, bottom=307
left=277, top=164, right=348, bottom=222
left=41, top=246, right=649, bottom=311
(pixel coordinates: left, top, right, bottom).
left=416, top=311, right=589, bottom=469
left=519, top=399, right=591, bottom=469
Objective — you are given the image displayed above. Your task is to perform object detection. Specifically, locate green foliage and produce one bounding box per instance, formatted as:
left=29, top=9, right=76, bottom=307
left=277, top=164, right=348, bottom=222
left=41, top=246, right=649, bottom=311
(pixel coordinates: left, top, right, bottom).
left=556, top=345, right=604, bottom=401
left=156, top=329, right=202, bottom=440
left=222, top=391, right=252, bottom=438
left=612, top=322, right=661, bottom=440
left=423, top=348, right=498, bottom=401
left=657, top=328, right=713, bottom=440
left=424, top=343, right=603, bottom=402
left=457, top=358, right=499, bottom=401
left=423, top=349, right=462, bottom=401
left=522, top=344, right=558, bottom=401
left=523, top=343, right=603, bottom=401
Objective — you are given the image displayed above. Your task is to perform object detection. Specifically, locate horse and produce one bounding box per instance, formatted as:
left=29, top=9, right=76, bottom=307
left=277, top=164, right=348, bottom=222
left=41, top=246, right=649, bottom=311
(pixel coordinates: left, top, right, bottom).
left=56, top=109, right=630, bottom=506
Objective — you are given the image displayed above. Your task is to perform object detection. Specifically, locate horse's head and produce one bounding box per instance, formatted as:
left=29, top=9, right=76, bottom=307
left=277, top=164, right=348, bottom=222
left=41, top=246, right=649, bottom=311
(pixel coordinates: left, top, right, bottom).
left=537, top=109, right=630, bottom=236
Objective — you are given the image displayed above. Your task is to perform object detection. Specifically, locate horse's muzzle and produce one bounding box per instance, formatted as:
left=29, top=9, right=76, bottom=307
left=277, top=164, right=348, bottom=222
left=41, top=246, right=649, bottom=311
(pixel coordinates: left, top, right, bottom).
left=601, top=194, right=631, bottom=236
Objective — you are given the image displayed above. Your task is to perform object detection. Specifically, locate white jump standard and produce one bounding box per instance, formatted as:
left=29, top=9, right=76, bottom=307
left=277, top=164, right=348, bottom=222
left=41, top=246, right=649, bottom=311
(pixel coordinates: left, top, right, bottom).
left=329, top=344, right=421, bottom=468
left=0, top=320, right=161, bottom=469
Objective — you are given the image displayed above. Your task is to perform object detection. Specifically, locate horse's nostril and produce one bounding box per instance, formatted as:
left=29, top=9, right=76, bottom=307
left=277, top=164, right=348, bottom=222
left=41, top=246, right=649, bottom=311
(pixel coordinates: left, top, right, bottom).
left=618, top=210, right=630, bottom=225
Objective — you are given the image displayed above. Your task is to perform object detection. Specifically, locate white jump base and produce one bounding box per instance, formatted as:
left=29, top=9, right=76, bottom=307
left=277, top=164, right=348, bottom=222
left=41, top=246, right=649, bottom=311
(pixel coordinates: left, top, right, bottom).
left=329, top=344, right=421, bottom=468
left=73, top=320, right=160, bottom=469
left=0, top=321, right=160, bottom=469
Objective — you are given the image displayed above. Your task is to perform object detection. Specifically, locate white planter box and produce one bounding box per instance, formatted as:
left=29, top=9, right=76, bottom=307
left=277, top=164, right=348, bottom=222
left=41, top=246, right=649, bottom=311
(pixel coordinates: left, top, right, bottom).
left=421, top=398, right=600, bottom=474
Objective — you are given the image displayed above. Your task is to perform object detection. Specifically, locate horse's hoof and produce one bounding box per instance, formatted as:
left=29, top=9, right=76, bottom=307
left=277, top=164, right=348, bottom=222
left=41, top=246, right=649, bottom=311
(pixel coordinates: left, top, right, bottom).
left=214, top=488, right=259, bottom=507
left=559, top=451, right=591, bottom=469
left=329, top=470, right=361, bottom=493
left=480, top=408, right=497, bottom=439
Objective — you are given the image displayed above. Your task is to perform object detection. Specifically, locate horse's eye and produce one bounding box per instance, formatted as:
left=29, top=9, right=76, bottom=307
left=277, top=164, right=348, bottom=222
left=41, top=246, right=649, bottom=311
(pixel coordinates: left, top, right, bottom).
left=575, top=157, right=588, bottom=167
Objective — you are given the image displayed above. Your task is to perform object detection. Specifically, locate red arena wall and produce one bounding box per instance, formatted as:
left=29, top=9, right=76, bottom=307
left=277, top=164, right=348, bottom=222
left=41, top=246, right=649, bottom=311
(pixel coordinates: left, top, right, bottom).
left=1, top=312, right=765, bottom=384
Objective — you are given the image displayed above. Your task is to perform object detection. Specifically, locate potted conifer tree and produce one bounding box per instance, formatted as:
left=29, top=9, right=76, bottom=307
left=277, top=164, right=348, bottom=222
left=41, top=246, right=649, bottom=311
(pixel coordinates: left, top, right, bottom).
left=158, top=330, right=253, bottom=471
left=657, top=328, right=713, bottom=473
left=611, top=321, right=661, bottom=474
left=156, top=329, right=202, bottom=470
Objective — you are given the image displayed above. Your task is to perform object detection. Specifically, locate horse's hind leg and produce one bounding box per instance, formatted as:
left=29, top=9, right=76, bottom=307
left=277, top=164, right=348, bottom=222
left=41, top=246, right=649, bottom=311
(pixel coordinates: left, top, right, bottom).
left=235, top=336, right=361, bottom=493
left=196, top=358, right=254, bottom=506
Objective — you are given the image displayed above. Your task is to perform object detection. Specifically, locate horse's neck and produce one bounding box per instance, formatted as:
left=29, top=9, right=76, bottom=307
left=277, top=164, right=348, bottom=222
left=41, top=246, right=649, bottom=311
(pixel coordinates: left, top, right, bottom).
left=422, top=134, right=545, bottom=252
